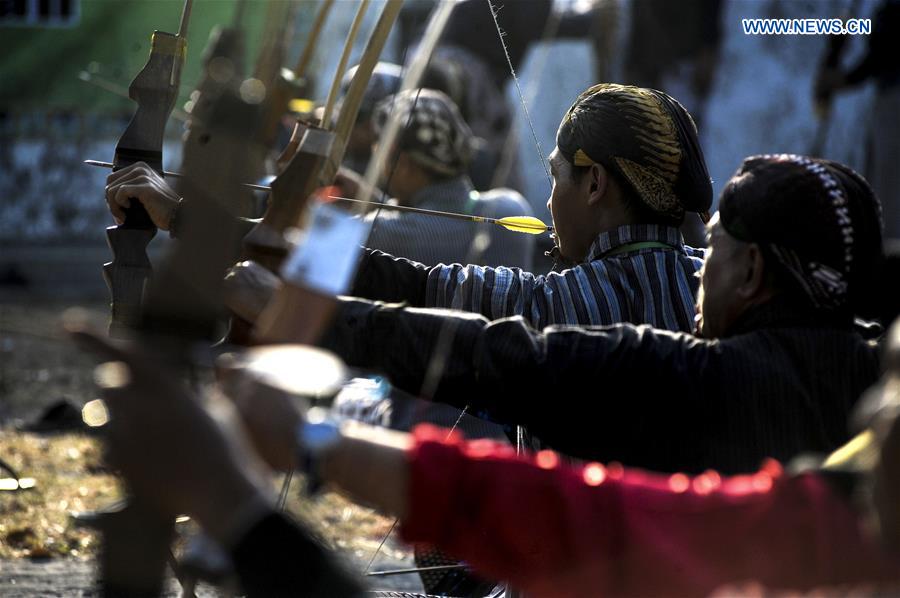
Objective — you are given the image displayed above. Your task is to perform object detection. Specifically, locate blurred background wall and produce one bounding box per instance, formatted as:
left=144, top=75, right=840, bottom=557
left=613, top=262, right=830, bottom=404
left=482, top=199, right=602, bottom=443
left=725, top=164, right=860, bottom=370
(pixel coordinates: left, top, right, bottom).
left=0, top=0, right=887, bottom=292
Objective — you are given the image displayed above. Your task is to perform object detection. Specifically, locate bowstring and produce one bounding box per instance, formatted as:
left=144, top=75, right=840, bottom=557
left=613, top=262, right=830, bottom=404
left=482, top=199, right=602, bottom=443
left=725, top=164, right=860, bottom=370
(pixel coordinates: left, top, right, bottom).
left=484, top=0, right=559, bottom=460
left=486, top=0, right=552, bottom=190
left=361, top=3, right=496, bottom=576
left=363, top=41, right=413, bottom=244
left=490, top=0, right=561, bottom=189
left=365, top=0, right=556, bottom=580
left=341, top=12, right=467, bottom=575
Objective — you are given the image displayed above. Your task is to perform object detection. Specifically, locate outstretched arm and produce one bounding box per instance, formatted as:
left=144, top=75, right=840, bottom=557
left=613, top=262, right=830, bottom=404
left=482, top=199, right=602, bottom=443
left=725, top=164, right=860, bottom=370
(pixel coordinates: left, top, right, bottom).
left=320, top=296, right=711, bottom=462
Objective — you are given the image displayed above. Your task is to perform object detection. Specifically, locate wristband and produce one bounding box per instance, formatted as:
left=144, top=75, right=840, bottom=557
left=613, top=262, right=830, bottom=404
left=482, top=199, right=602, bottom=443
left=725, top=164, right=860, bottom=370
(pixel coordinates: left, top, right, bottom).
left=296, top=407, right=342, bottom=495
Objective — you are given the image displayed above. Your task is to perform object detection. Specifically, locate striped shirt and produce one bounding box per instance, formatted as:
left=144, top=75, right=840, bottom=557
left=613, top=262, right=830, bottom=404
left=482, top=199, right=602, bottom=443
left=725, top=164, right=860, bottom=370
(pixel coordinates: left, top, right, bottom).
left=422, top=224, right=706, bottom=332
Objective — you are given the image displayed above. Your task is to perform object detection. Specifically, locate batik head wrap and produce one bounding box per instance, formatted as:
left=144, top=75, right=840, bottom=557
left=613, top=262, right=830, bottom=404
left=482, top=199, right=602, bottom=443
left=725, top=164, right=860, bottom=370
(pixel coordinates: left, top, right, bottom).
left=719, top=154, right=884, bottom=312
left=556, top=83, right=712, bottom=221
left=372, top=88, right=475, bottom=177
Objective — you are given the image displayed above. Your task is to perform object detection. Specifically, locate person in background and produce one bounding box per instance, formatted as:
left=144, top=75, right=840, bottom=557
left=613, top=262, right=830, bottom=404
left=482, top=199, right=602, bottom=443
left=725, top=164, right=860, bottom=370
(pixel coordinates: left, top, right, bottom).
left=815, top=0, right=900, bottom=242
left=261, top=154, right=887, bottom=476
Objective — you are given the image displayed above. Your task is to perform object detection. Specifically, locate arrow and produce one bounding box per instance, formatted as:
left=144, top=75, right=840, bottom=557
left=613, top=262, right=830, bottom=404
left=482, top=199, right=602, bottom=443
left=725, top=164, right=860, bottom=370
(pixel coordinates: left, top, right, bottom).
left=84, top=160, right=554, bottom=235
left=325, top=194, right=554, bottom=235
left=84, top=159, right=271, bottom=192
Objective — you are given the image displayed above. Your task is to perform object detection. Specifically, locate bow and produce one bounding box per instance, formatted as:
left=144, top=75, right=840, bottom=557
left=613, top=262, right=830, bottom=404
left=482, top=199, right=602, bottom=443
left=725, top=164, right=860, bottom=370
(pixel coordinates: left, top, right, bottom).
left=245, top=2, right=467, bottom=582
left=77, top=2, right=399, bottom=593
left=78, top=3, right=281, bottom=587
left=243, top=0, right=404, bottom=274
left=183, top=0, right=248, bottom=120
left=350, top=3, right=552, bottom=584
left=220, top=0, right=397, bottom=350
left=102, top=0, right=193, bottom=338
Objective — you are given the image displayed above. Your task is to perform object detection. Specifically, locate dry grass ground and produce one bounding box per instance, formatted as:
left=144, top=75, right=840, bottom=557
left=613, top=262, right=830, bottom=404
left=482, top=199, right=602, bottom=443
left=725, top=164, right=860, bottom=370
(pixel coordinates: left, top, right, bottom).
left=0, top=295, right=420, bottom=592
left=0, top=432, right=117, bottom=560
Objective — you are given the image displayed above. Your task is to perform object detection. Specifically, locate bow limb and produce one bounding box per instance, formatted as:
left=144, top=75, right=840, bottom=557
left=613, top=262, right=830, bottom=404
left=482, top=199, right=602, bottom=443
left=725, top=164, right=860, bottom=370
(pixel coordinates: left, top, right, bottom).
left=357, top=0, right=458, bottom=206
left=320, top=0, right=371, bottom=129
left=252, top=0, right=455, bottom=347
left=223, top=0, right=401, bottom=350
left=83, top=2, right=196, bottom=593
left=293, top=0, right=336, bottom=81
left=253, top=0, right=300, bottom=154
left=243, top=0, right=403, bottom=274
left=182, top=0, right=247, bottom=120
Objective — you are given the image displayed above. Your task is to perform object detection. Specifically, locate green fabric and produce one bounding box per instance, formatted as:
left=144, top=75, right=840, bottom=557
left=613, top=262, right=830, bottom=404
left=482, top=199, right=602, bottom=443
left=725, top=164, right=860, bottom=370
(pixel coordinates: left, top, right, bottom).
left=0, top=0, right=313, bottom=113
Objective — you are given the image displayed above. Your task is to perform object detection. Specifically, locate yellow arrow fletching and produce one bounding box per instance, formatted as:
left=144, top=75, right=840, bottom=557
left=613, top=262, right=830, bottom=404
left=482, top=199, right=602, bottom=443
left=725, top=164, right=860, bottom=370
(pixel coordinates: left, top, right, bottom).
left=496, top=216, right=550, bottom=235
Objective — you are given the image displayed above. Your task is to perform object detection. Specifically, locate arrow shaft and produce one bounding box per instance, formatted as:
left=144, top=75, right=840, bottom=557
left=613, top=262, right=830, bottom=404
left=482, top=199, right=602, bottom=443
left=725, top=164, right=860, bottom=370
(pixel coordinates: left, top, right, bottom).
left=328, top=196, right=552, bottom=232
left=329, top=194, right=487, bottom=224
left=84, top=160, right=269, bottom=192
left=84, top=160, right=550, bottom=232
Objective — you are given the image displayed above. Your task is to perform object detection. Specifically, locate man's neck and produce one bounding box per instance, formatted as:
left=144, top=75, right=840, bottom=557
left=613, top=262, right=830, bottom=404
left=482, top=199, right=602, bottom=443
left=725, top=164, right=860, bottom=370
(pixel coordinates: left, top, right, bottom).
left=574, top=210, right=643, bottom=261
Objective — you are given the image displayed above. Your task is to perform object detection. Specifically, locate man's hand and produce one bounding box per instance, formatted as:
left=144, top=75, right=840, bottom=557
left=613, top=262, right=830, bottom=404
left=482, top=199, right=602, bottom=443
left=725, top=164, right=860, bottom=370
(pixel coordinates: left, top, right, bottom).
left=218, top=363, right=303, bottom=472
left=105, top=162, right=182, bottom=230
left=68, top=325, right=274, bottom=547
left=217, top=349, right=412, bottom=518
left=223, top=260, right=282, bottom=324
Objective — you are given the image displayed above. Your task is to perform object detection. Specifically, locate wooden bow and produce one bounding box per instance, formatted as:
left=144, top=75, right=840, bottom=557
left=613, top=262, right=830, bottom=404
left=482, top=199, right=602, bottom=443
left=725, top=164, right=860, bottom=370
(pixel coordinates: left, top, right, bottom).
left=183, top=0, right=248, bottom=121
left=80, top=2, right=392, bottom=593
left=243, top=0, right=404, bottom=275
left=80, top=10, right=273, bottom=592
left=103, top=0, right=192, bottom=338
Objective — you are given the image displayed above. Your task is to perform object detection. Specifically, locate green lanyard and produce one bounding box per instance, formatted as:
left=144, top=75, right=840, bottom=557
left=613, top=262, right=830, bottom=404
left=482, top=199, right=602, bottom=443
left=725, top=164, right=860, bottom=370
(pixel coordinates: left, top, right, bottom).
left=602, top=240, right=676, bottom=258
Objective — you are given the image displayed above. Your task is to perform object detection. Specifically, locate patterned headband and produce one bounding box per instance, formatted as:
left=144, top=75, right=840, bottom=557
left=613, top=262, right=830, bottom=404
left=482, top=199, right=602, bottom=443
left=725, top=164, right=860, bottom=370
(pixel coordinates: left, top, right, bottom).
left=751, top=154, right=854, bottom=309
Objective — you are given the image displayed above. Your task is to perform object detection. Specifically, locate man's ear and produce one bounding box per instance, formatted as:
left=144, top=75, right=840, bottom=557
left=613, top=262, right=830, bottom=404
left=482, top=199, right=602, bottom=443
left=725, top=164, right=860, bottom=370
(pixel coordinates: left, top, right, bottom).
left=586, top=163, right=608, bottom=206
left=736, top=243, right=769, bottom=300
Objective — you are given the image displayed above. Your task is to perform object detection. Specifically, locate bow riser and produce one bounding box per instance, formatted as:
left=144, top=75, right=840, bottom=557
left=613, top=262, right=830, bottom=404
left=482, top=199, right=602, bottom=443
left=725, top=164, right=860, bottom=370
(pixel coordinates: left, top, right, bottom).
left=105, top=30, right=188, bottom=338
left=245, top=124, right=336, bottom=271
left=114, top=31, right=187, bottom=222
left=87, top=70, right=265, bottom=598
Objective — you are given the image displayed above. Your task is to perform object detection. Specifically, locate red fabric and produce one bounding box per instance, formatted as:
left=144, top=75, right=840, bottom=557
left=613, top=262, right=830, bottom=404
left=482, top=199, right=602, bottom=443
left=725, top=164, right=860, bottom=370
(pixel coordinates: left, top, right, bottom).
left=400, top=425, right=900, bottom=597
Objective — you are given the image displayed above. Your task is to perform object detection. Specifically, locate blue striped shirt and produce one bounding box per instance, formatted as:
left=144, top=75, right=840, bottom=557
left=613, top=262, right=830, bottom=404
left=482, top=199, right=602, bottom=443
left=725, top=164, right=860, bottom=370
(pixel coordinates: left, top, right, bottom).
left=423, top=224, right=706, bottom=332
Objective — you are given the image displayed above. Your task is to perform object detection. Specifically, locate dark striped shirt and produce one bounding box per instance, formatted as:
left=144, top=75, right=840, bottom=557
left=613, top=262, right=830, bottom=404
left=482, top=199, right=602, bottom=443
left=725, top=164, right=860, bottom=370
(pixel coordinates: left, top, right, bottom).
left=324, top=298, right=879, bottom=474
left=423, top=224, right=705, bottom=332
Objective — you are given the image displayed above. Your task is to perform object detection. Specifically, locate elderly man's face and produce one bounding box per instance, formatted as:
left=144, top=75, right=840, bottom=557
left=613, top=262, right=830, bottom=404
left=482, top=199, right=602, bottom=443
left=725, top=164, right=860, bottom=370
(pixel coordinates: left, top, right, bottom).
left=696, top=214, right=755, bottom=338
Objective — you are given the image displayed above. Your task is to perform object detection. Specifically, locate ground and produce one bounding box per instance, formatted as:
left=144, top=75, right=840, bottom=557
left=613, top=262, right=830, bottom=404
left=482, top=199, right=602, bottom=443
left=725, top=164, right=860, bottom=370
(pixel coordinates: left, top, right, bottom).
left=0, top=285, right=422, bottom=595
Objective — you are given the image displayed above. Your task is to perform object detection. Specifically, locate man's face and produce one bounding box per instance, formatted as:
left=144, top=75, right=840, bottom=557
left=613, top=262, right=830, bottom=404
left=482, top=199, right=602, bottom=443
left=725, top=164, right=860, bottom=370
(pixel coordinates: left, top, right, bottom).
left=696, top=214, right=752, bottom=338
left=547, top=148, right=593, bottom=262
